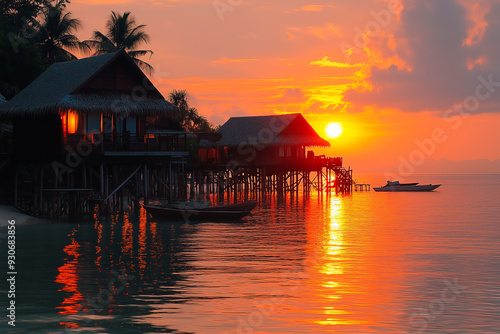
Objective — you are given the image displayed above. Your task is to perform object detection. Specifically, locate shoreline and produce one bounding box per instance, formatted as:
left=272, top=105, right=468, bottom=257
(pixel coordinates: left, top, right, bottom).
left=0, top=205, right=47, bottom=227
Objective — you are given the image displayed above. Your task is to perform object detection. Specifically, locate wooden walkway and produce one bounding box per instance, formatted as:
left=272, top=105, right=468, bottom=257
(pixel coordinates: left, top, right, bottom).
left=354, top=183, right=371, bottom=191
left=6, top=154, right=354, bottom=218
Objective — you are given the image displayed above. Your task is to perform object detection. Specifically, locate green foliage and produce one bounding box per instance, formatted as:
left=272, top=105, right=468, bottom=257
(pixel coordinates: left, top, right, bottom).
left=168, top=89, right=219, bottom=133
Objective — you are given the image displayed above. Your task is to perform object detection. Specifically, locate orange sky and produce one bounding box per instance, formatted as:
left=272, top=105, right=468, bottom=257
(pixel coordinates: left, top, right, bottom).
left=70, top=0, right=500, bottom=173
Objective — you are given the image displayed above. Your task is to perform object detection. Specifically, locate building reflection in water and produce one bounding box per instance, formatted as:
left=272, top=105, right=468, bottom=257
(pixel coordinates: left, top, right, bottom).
left=56, top=228, right=85, bottom=329
left=56, top=228, right=84, bottom=315
left=54, top=205, right=186, bottom=332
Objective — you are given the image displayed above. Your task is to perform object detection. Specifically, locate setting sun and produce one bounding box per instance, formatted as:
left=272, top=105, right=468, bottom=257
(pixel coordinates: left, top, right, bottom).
left=326, top=122, right=343, bottom=139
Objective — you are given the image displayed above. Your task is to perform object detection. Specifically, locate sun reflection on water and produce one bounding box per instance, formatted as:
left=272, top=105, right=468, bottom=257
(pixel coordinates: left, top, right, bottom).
left=321, top=196, right=345, bottom=276
left=304, top=195, right=367, bottom=328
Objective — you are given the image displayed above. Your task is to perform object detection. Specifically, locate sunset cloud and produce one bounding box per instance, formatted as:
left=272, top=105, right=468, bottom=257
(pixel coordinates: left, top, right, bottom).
left=310, top=56, right=362, bottom=68
left=273, top=87, right=306, bottom=104
left=345, top=0, right=500, bottom=114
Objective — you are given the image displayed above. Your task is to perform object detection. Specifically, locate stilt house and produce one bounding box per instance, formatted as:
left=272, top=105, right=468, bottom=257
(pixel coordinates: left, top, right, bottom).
left=0, top=50, right=190, bottom=216
left=0, top=49, right=184, bottom=160
left=216, top=113, right=337, bottom=169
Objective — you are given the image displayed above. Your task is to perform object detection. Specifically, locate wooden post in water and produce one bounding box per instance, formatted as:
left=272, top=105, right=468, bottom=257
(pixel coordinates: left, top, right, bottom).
left=143, top=164, right=148, bottom=202
left=104, top=164, right=109, bottom=201
left=277, top=171, right=283, bottom=202
left=261, top=168, right=266, bottom=201
left=232, top=171, right=238, bottom=203
left=100, top=163, right=104, bottom=197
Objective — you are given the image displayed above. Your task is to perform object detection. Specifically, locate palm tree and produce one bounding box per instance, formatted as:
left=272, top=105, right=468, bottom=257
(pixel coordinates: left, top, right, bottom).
left=168, top=89, right=189, bottom=110
left=36, top=0, right=87, bottom=64
left=169, top=89, right=192, bottom=129
left=168, top=89, right=218, bottom=133
left=85, top=11, right=154, bottom=73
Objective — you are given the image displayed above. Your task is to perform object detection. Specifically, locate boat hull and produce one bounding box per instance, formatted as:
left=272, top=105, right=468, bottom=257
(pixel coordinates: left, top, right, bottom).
left=373, top=184, right=441, bottom=192
left=166, top=200, right=258, bottom=212
left=143, top=204, right=252, bottom=220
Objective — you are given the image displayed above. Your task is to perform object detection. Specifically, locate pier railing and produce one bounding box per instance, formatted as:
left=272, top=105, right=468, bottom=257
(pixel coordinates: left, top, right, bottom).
left=276, top=155, right=342, bottom=168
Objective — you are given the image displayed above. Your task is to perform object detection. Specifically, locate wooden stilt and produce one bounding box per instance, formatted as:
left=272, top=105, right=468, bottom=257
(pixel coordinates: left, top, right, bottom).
left=143, top=164, right=148, bottom=201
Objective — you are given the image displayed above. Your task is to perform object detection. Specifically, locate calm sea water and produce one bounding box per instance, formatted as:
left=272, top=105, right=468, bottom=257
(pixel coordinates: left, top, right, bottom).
left=1, top=174, right=499, bottom=334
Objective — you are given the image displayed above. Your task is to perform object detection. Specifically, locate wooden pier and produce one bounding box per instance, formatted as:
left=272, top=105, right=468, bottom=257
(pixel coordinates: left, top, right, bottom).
left=2, top=151, right=353, bottom=218
left=354, top=183, right=371, bottom=191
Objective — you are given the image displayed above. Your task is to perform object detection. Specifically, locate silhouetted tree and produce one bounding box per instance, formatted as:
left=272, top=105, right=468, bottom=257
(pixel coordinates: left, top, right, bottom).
left=0, top=0, right=48, bottom=32
left=35, top=0, right=87, bottom=63
left=85, top=11, right=154, bottom=73
left=0, top=0, right=49, bottom=99
left=168, top=89, right=219, bottom=133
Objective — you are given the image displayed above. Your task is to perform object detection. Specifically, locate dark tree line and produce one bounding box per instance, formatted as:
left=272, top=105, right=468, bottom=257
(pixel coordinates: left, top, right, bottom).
left=0, top=0, right=154, bottom=99
left=0, top=0, right=49, bottom=99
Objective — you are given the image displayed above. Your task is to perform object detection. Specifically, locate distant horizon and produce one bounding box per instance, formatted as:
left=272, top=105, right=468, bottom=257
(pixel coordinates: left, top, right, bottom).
left=351, top=158, right=500, bottom=174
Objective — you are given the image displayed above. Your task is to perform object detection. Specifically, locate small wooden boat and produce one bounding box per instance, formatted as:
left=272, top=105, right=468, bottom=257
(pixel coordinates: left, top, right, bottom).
left=167, top=200, right=258, bottom=212
left=373, top=180, right=441, bottom=192
left=142, top=200, right=257, bottom=220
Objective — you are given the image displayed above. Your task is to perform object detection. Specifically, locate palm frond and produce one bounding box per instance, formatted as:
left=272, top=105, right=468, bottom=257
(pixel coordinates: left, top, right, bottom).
left=122, top=25, right=150, bottom=50
left=36, top=1, right=84, bottom=63
left=131, top=58, right=154, bottom=75
left=86, top=10, right=154, bottom=73
left=128, top=49, right=153, bottom=59
left=85, top=30, right=117, bottom=54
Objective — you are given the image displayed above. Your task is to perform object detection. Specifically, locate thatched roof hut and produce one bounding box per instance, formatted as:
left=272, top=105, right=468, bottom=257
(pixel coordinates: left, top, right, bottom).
left=217, top=113, right=330, bottom=148
left=1, top=50, right=183, bottom=160
left=216, top=113, right=329, bottom=167
left=0, top=50, right=176, bottom=117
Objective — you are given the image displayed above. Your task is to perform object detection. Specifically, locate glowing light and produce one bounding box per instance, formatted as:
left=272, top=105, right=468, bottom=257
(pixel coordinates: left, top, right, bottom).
left=326, top=122, right=343, bottom=139
left=67, top=110, right=78, bottom=134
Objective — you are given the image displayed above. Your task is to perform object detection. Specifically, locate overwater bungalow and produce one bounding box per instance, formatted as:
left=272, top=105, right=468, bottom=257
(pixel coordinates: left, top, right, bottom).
left=216, top=113, right=340, bottom=170
left=0, top=50, right=189, bottom=216
left=0, top=49, right=185, bottom=160
left=193, top=113, right=353, bottom=201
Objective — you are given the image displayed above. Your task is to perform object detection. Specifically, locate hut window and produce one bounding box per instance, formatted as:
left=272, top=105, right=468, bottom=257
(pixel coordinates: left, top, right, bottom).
left=126, top=118, right=137, bottom=135
left=279, top=146, right=284, bottom=157
left=67, top=110, right=78, bottom=134
left=286, top=146, right=291, bottom=157
left=116, top=118, right=124, bottom=134
left=87, top=115, right=101, bottom=133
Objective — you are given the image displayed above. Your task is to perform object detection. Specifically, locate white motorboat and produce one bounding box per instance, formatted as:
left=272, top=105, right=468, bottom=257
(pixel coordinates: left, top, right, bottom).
left=373, top=180, right=441, bottom=192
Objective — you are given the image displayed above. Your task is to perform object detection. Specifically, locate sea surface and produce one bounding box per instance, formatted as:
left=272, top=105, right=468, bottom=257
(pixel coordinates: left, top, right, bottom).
left=0, top=174, right=499, bottom=334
